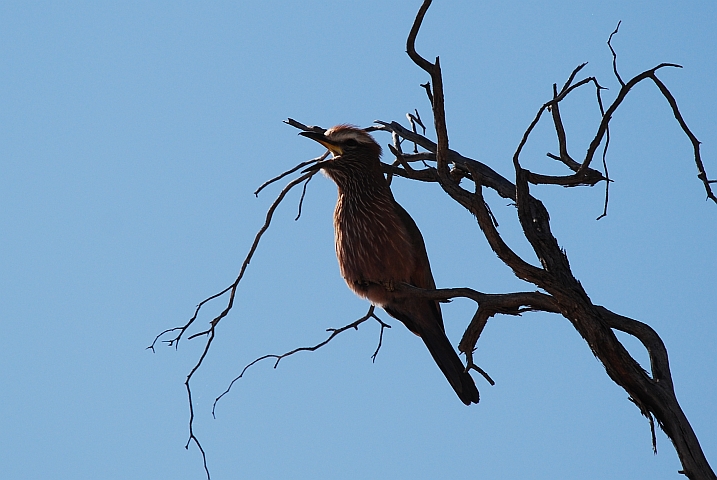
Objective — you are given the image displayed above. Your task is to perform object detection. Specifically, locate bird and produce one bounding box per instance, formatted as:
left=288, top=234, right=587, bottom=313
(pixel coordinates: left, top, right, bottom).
left=300, top=124, right=479, bottom=405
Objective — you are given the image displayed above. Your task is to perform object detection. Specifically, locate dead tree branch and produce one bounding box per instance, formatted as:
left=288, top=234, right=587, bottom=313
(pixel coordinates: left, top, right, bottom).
left=149, top=163, right=321, bottom=480
left=403, top=1, right=716, bottom=478
left=154, top=2, right=715, bottom=478
left=211, top=306, right=390, bottom=418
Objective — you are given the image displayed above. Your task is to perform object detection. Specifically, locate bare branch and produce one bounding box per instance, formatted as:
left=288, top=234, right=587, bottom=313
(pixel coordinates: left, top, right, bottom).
left=371, top=317, right=391, bottom=363
left=150, top=167, right=321, bottom=478
left=649, top=75, right=717, bottom=204
left=596, top=115, right=613, bottom=220
left=390, top=283, right=560, bottom=387
left=506, top=59, right=716, bottom=477
left=467, top=363, right=495, bottom=386
left=462, top=164, right=548, bottom=286
left=254, top=153, right=328, bottom=197
left=374, top=121, right=518, bottom=200
left=390, top=283, right=560, bottom=354
left=284, top=118, right=325, bottom=134
left=295, top=174, right=313, bottom=221
left=406, top=0, right=435, bottom=73
left=560, top=62, right=589, bottom=94
left=514, top=75, right=608, bottom=187
left=184, top=329, right=214, bottom=480
left=158, top=5, right=716, bottom=478
left=407, top=0, right=450, bottom=178
left=211, top=306, right=390, bottom=417
left=150, top=169, right=317, bottom=349
left=596, top=307, right=672, bottom=387
left=396, top=151, right=435, bottom=163
left=420, top=81, right=434, bottom=107
left=412, top=109, right=426, bottom=134
left=608, top=21, right=625, bottom=86
left=524, top=170, right=606, bottom=187
left=580, top=63, right=682, bottom=173
left=407, top=110, right=426, bottom=153
left=549, top=83, right=579, bottom=170
left=382, top=162, right=438, bottom=183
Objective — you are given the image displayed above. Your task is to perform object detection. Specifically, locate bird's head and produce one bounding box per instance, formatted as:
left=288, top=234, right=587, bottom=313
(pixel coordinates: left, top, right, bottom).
left=300, top=125, right=382, bottom=178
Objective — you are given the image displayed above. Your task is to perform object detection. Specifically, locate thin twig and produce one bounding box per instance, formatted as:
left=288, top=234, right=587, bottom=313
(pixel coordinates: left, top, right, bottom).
left=608, top=21, right=625, bottom=87
left=371, top=317, right=392, bottom=363
left=420, top=82, right=434, bottom=107
left=150, top=169, right=319, bottom=479
left=596, top=122, right=612, bottom=220
left=467, top=363, right=496, bottom=386
left=560, top=62, right=588, bottom=94
left=649, top=74, right=717, bottom=204
left=295, top=174, right=313, bottom=221
left=284, top=118, right=325, bottom=134
left=255, top=153, right=327, bottom=197
left=407, top=110, right=426, bottom=152
left=211, top=306, right=389, bottom=417
left=580, top=63, right=681, bottom=174
left=184, top=329, right=215, bottom=480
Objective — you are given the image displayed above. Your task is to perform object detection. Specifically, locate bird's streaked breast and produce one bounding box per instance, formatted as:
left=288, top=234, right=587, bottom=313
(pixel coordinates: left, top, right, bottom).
left=334, top=186, right=414, bottom=305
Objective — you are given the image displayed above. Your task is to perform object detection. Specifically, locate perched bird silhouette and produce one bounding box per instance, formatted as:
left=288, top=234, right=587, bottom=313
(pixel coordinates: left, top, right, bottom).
left=301, top=125, right=479, bottom=405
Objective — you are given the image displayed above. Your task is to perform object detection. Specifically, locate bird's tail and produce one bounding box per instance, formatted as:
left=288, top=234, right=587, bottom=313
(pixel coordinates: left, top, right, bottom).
left=420, top=329, right=480, bottom=405
left=384, top=301, right=479, bottom=405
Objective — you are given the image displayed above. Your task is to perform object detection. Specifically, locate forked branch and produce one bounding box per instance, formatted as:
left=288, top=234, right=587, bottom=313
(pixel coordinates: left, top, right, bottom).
left=407, top=1, right=715, bottom=478
left=211, top=306, right=391, bottom=418
left=154, top=3, right=715, bottom=479
left=149, top=163, right=321, bottom=480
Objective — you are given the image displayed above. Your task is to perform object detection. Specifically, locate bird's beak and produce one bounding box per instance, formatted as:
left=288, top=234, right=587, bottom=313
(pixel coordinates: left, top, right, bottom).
left=299, top=131, right=344, bottom=157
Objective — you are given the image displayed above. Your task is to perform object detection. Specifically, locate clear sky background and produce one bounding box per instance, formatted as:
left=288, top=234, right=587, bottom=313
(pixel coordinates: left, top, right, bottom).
left=1, top=1, right=715, bottom=479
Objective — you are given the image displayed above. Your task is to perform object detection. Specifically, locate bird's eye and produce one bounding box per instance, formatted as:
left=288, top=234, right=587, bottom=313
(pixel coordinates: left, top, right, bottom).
left=344, top=138, right=359, bottom=149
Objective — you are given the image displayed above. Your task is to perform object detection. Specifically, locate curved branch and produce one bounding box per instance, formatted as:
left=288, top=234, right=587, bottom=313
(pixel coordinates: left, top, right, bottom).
left=374, top=121, right=518, bottom=200
left=649, top=75, right=717, bottom=203
left=508, top=63, right=716, bottom=480
left=608, top=21, right=626, bottom=87
left=596, top=306, right=672, bottom=388
left=580, top=63, right=683, bottom=174
left=211, top=306, right=390, bottom=417
left=406, top=0, right=435, bottom=74
left=391, top=283, right=560, bottom=358
left=150, top=168, right=317, bottom=349
left=407, top=0, right=450, bottom=177
left=402, top=3, right=715, bottom=478
left=150, top=164, right=321, bottom=480
left=157, top=4, right=716, bottom=478
left=254, top=153, right=327, bottom=197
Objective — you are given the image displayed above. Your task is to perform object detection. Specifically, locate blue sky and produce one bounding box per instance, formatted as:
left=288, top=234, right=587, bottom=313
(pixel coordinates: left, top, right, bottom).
left=1, top=1, right=715, bottom=479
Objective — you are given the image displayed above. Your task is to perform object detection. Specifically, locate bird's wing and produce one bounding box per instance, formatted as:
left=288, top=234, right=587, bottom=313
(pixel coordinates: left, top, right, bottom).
left=390, top=200, right=444, bottom=329
left=391, top=200, right=437, bottom=290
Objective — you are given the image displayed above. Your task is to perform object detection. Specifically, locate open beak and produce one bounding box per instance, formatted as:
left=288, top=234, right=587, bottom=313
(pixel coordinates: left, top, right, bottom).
left=299, top=131, right=344, bottom=157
